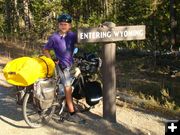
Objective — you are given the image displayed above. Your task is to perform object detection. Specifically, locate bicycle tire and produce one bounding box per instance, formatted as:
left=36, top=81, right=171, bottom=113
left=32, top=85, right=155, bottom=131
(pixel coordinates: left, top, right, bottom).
left=23, top=92, right=56, bottom=128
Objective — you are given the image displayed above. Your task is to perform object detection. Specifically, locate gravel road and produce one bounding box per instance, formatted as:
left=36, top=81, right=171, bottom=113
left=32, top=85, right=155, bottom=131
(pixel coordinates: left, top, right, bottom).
left=0, top=67, right=168, bottom=135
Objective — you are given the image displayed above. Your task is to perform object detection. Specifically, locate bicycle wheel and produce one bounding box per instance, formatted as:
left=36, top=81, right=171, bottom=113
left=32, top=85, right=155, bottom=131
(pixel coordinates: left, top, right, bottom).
left=23, top=92, right=56, bottom=128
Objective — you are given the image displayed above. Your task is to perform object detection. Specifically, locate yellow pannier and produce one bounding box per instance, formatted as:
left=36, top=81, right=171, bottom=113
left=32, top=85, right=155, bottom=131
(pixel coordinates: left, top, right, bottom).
left=3, top=56, right=55, bottom=86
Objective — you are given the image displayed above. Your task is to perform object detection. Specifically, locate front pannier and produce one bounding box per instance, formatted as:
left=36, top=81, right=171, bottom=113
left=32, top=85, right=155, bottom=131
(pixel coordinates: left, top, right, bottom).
left=85, top=81, right=102, bottom=106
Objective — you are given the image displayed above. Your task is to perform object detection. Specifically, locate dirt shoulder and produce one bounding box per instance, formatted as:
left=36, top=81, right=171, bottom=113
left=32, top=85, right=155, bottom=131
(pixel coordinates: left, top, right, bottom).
left=0, top=64, right=169, bottom=135
left=0, top=84, right=167, bottom=135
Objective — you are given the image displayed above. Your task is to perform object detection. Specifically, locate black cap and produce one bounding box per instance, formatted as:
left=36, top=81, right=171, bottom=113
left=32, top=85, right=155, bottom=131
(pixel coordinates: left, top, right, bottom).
left=57, top=13, right=72, bottom=23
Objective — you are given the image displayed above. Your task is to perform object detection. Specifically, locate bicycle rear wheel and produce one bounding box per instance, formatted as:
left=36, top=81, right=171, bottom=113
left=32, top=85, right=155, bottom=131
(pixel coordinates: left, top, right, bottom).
left=23, top=92, right=56, bottom=128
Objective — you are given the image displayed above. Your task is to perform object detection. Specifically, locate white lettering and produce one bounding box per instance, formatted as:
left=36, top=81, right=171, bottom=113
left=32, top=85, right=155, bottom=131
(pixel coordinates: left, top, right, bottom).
left=139, top=30, right=144, bottom=36
left=80, top=30, right=144, bottom=39
left=127, top=31, right=134, bottom=36
left=79, top=26, right=145, bottom=42
left=92, top=32, right=95, bottom=39
left=89, top=32, right=92, bottom=39
left=80, top=33, right=84, bottom=39
left=107, top=31, right=111, bottom=38
left=124, top=31, right=128, bottom=37
left=102, top=32, right=107, bottom=38
left=96, top=32, right=100, bottom=38
left=113, top=31, right=120, bottom=37
left=120, top=31, right=123, bottom=37
left=84, top=33, right=88, bottom=39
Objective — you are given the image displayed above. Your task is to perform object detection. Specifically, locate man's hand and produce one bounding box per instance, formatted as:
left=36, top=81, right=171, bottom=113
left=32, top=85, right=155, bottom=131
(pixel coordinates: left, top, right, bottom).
left=55, top=60, right=59, bottom=64
left=43, top=49, right=52, bottom=58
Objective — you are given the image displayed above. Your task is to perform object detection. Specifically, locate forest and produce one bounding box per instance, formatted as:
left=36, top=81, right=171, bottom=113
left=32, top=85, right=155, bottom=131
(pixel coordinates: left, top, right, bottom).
left=0, top=0, right=179, bottom=51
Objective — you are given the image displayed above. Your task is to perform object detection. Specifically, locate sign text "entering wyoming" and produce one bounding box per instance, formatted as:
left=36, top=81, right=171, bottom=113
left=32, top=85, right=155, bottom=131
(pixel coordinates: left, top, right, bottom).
left=78, top=25, right=146, bottom=43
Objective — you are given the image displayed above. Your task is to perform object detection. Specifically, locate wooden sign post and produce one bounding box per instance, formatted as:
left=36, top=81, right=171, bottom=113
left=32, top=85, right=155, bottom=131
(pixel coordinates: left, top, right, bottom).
left=78, top=23, right=146, bottom=123
left=101, top=22, right=117, bottom=122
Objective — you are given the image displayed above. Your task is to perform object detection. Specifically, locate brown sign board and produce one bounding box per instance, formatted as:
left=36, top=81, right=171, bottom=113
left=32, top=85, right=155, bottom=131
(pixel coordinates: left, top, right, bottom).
left=77, top=25, right=146, bottom=43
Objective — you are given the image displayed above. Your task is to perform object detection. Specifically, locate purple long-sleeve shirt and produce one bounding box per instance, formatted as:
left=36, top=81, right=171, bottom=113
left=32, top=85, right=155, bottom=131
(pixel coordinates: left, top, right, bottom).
left=44, top=31, right=77, bottom=69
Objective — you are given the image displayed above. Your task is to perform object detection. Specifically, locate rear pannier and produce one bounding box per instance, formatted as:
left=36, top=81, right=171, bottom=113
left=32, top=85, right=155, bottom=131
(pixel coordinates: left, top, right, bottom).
left=33, top=78, right=56, bottom=110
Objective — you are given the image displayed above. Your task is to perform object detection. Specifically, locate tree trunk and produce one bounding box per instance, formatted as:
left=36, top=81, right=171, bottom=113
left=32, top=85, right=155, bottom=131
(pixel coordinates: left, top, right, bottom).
left=170, top=0, right=177, bottom=51
left=13, top=0, right=20, bottom=41
left=103, top=0, right=114, bottom=19
left=4, top=0, right=12, bottom=35
left=105, top=0, right=108, bottom=18
left=23, top=0, right=32, bottom=32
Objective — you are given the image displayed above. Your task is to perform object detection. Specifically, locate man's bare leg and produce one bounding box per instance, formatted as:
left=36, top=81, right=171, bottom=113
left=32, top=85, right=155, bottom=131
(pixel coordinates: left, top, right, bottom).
left=64, top=86, right=74, bottom=113
left=64, top=85, right=85, bottom=123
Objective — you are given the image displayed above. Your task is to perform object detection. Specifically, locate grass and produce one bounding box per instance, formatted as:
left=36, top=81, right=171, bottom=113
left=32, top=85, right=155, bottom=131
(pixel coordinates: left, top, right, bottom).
left=116, top=50, right=180, bottom=116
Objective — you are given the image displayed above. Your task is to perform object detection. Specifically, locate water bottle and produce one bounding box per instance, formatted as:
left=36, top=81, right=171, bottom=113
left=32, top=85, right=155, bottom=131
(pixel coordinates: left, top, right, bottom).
left=74, top=67, right=81, bottom=78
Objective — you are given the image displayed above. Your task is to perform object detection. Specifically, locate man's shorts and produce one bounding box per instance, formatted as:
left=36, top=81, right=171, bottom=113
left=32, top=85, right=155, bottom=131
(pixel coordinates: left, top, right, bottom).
left=60, top=67, right=72, bottom=87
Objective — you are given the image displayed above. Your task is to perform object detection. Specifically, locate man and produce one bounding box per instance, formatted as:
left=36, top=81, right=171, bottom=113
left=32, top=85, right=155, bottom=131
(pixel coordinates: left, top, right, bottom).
left=43, top=13, right=84, bottom=123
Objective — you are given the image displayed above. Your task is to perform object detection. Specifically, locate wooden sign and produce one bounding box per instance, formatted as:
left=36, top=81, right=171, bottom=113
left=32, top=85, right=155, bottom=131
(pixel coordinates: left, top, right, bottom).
left=78, top=25, right=146, bottom=43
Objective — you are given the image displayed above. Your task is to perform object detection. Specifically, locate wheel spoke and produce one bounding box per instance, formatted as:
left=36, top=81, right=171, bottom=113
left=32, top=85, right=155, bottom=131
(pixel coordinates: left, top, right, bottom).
left=27, top=112, right=39, bottom=116
left=23, top=93, right=56, bottom=128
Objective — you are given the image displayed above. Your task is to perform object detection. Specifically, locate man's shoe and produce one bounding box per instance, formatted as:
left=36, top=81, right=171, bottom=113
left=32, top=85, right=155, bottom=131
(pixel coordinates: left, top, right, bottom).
left=67, top=113, right=86, bottom=124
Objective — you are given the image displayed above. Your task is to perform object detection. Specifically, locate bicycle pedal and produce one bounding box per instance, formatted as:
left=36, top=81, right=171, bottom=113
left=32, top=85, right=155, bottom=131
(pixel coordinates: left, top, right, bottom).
left=59, top=117, right=65, bottom=122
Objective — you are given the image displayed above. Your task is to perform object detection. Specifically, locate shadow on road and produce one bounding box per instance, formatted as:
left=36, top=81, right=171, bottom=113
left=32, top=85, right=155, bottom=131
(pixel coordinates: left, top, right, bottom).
left=46, top=108, right=145, bottom=135
left=0, top=85, right=29, bottom=128
left=0, top=84, right=144, bottom=134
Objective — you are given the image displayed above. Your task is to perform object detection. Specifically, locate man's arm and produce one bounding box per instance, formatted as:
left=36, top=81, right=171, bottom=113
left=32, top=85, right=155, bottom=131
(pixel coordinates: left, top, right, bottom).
left=43, top=35, right=54, bottom=58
